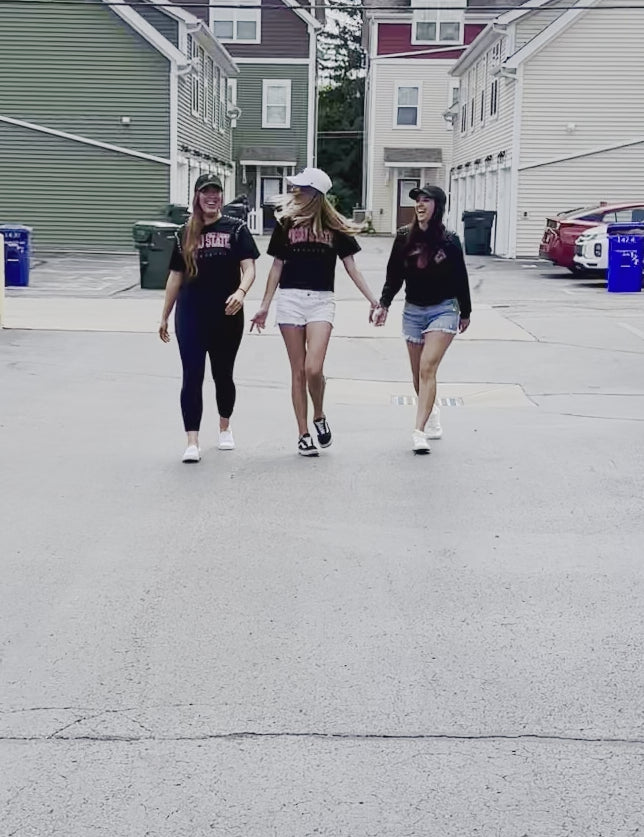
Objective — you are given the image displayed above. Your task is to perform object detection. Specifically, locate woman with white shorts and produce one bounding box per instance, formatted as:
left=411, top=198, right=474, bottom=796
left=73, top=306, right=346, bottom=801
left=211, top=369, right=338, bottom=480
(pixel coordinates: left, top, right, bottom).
left=251, top=167, right=378, bottom=456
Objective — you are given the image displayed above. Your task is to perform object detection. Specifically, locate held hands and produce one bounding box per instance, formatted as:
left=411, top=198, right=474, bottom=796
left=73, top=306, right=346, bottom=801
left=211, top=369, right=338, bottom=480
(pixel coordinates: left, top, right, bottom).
left=250, top=308, right=268, bottom=333
left=159, top=319, right=170, bottom=342
left=225, top=288, right=246, bottom=316
left=459, top=317, right=470, bottom=334
left=371, top=305, right=388, bottom=327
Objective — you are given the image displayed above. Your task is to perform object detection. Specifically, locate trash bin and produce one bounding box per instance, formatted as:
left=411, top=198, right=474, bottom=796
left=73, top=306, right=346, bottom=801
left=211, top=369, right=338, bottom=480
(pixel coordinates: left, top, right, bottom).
left=462, top=210, right=497, bottom=256
left=132, top=221, right=180, bottom=290
left=607, top=223, right=644, bottom=293
left=1, top=224, right=32, bottom=286
left=166, top=204, right=190, bottom=224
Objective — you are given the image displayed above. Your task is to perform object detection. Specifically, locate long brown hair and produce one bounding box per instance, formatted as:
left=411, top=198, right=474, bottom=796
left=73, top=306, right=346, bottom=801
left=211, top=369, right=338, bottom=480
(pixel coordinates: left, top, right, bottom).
left=403, top=201, right=447, bottom=269
left=274, top=191, right=363, bottom=237
left=181, top=189, right=211, bottom=279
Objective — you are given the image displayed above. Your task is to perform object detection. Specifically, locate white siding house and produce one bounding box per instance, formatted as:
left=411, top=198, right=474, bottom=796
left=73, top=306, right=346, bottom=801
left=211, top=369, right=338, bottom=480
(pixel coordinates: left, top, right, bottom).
left=449, top=0, right=644, bottom=257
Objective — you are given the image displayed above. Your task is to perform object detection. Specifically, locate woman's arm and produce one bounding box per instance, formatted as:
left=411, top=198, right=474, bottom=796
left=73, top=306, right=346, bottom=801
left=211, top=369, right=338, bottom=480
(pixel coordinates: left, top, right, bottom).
left=341, top=255, right=379, bottom=315
left=450, top=235, right=472, bottom=332
left=225, top=258, right=256, bottom=315
left=159, top=270, right=183, bottom=342
left=250, top=258, right=283, bottom=332
left=379, top=234, right=405, bottom=309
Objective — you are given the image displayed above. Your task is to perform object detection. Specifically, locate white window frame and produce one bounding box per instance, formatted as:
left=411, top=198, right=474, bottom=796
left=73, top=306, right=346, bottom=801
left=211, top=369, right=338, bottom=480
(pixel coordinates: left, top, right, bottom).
left=219, top=72, right=227, bottom=133
left=262, top=79, right=291, bottom=129
left=488, top=41, right=502, bottom=121
left=211, top=0, right=261, bottom=45
left=227, top=78, right=238, bottom=127
left=205, top=56, right=213, bottom=125
left=213, top=65, right=221, bottom=129
left=393, top=82, right=422, bottom=129
left=446, top=79, right=459, bottom=132
left=411, top=0, right=463, bottom=46
left=489, top=78, right=499, bottom=120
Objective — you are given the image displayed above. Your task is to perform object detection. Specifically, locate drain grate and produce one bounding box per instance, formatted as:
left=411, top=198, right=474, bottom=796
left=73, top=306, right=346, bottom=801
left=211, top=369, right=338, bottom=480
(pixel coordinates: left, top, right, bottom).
left=391, top=395, right=464, bottom=407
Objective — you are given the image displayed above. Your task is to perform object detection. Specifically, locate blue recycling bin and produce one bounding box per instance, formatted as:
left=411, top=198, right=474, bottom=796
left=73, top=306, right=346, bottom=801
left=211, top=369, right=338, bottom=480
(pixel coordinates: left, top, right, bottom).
left=1, top=224, right=32, bottom=287
left=607, top=223, right=644, bottom=293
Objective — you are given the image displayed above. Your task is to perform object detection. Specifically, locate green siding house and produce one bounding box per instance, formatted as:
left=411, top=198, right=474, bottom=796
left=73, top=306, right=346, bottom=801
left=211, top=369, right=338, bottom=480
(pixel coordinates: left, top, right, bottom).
left=0, top=0, right=238, bottom=250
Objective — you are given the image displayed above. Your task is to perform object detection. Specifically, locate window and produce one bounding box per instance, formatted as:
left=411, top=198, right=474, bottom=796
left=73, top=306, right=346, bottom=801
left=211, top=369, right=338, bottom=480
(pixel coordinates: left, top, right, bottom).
left=395, top=84, right=420, bottom=127
left=460, top=102, right=467, bottom=134
left=490, top=79, right=499, bottom=117
left=477, top=58, right=486, bottom=125
left=219, top=74, right=227, bottom=131
left=205, top=57, right=213, bottom=125
left=213, top=65, right=221, bottom=128
left=227, top=78, right=238, bottom=127
left=262, top=79, right=291, bottom=128
left=189, top=37, right=202, bottom=116
left=212, top=0, right=260, bottom=43
left=411, top=0, right=463, bottom=45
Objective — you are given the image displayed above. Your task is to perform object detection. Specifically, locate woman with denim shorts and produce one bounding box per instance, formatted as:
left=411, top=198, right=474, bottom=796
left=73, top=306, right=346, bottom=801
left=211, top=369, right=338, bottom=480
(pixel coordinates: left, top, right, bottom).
left=251, top=167, right=378, bottom=457
left=373, top=185, right=471, bottom=454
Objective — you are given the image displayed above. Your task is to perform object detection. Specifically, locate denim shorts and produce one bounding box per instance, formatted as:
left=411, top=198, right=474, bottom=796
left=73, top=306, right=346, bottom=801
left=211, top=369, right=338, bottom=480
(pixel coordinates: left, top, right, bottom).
left=275, top=288, right=336, bottom=327
left=403, top=298, right=460, bottom=344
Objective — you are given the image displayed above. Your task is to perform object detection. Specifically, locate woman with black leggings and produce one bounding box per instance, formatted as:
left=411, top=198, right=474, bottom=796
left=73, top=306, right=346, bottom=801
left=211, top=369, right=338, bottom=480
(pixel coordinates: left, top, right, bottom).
left=159, top=174, right=260, bottom=462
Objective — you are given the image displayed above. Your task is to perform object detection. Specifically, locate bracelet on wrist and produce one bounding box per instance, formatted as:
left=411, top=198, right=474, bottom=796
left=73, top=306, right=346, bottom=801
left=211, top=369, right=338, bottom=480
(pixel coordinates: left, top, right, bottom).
left=238, top=287, right=247, bottom=296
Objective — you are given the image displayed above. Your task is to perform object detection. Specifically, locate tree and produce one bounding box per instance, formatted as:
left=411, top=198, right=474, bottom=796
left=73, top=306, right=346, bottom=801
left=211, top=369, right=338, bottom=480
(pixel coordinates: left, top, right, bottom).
left=317, top=0, right=365, bottom=216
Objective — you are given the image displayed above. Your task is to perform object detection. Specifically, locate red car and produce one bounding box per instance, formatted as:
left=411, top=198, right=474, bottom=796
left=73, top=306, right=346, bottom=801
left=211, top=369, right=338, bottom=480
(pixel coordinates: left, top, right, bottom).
left=539, top=202, right=644, bottom=271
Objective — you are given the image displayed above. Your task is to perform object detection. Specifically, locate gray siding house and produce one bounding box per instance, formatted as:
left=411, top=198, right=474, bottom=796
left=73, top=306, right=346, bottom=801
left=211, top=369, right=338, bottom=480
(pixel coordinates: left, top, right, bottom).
left=0, top=0, right=237, bottom=250
left=174, top=0, right=323, bottom=233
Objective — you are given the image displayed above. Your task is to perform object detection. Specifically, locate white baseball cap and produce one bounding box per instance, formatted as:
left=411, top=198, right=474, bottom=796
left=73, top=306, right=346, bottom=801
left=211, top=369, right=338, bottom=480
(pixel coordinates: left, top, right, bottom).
left=286, top=167, right=332, bottom=195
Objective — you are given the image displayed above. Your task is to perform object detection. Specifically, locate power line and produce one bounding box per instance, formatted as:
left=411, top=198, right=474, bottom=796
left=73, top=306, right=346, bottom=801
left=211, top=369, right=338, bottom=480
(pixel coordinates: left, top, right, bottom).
left=4, top=0, right=644, bottom=8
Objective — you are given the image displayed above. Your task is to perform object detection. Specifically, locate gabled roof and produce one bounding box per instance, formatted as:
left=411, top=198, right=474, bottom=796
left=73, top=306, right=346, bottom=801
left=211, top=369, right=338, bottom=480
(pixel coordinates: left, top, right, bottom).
left=281, top=0, right=323, bottom=30
left=136, top=0, right=238, bottom=75
left=451, top=0, right=598, bottom=76
left=102, top=0, right=237, bottom=76
left=104, top=0, right=188, bottom=65
left=504, top=0, right=601, bottom=68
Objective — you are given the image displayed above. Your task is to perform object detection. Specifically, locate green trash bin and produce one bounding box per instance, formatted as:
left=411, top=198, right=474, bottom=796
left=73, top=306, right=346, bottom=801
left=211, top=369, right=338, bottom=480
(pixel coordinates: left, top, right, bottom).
left=166, top=204, right=190, bottom=224
left=132, top=221, right=180, bottom=289
left=462, top=210, right=497, bottom=255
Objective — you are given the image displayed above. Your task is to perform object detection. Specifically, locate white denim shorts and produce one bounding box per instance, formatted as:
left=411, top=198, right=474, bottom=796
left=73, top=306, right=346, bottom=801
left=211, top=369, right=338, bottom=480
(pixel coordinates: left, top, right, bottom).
left=275, top=288, right=336, bottom=327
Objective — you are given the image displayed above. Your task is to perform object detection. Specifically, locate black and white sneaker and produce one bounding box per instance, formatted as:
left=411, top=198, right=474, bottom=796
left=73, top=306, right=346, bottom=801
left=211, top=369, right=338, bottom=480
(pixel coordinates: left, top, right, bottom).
left=298, top=433, right=319, bottom=457
left=313, top=416, right=332, bottom=448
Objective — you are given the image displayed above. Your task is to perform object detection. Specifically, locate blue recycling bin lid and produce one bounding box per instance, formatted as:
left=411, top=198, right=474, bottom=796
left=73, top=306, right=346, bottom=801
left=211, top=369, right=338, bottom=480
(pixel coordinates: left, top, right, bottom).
left=607, top=222, right=644, bottom=236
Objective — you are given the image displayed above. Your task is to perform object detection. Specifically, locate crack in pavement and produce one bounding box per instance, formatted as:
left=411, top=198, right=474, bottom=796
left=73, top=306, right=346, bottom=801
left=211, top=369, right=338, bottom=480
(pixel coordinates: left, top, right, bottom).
left=1, top=731, right=643, bottom=745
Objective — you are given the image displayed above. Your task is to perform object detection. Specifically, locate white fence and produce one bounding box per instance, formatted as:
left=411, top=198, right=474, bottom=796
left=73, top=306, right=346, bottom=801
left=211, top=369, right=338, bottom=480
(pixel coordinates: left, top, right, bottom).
left=247, top=208, right=263, bottom=236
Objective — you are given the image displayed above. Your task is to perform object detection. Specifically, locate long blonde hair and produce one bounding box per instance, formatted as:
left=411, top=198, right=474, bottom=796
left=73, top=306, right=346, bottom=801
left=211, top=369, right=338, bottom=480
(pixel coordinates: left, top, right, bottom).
left=274, top=191, right=363, bottom=238
left=181, top=190, right=209, bottom=279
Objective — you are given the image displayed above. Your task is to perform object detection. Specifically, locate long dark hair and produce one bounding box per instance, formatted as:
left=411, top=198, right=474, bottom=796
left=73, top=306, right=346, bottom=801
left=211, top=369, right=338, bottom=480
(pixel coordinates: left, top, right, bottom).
left=403, top=191, right=447, bottom=269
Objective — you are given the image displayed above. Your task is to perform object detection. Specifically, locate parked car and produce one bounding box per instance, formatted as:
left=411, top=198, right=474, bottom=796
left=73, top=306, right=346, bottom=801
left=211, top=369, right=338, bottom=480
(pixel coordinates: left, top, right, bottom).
left=574, top=225, right=608, bottom=272
left=539, top=202, right=644, bottom=271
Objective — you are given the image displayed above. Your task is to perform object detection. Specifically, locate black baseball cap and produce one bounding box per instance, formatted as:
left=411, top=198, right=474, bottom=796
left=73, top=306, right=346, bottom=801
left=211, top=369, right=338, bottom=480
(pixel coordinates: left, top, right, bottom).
left=195, top=173, right=223, bottom=192
left=409, top=184, right=447, bottom=205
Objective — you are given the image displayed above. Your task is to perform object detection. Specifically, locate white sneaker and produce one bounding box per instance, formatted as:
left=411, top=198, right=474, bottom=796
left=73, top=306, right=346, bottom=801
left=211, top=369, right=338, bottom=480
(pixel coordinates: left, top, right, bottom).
left=182, top=444, right=201, bottom=463
left=218, top=429, right=235, bottom=450
left=425, top=404, right=443, bottom=440
left=412, top=429, right=431, bottom=455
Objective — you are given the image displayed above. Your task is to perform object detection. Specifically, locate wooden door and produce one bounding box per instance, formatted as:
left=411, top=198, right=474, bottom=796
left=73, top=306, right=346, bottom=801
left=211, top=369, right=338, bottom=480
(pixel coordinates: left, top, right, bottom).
left=397, top=178, right=420, bottom=228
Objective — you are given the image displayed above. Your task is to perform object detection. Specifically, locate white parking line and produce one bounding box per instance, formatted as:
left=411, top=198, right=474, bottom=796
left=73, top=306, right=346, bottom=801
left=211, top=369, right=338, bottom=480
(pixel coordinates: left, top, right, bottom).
left=619, top=322, right=644, bottom=341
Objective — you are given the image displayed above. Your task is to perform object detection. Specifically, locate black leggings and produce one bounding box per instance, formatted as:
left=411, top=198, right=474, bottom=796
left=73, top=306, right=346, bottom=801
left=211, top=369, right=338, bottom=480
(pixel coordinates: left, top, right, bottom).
left=175, top=308, right=244, bottom=431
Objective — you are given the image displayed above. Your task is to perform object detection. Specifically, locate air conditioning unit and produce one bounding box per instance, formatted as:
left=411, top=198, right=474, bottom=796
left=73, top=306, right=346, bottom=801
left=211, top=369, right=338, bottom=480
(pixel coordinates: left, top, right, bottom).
left=353, top=208, right=366, bottom=224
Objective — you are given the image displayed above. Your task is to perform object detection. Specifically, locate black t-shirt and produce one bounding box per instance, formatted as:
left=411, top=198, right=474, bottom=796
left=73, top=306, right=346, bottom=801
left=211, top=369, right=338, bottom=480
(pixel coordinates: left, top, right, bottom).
left=267, top=221, right=361, bottom=292
left=380, top=227, right=472, bottom=318
left=169, top=215, right=260, bottom=305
